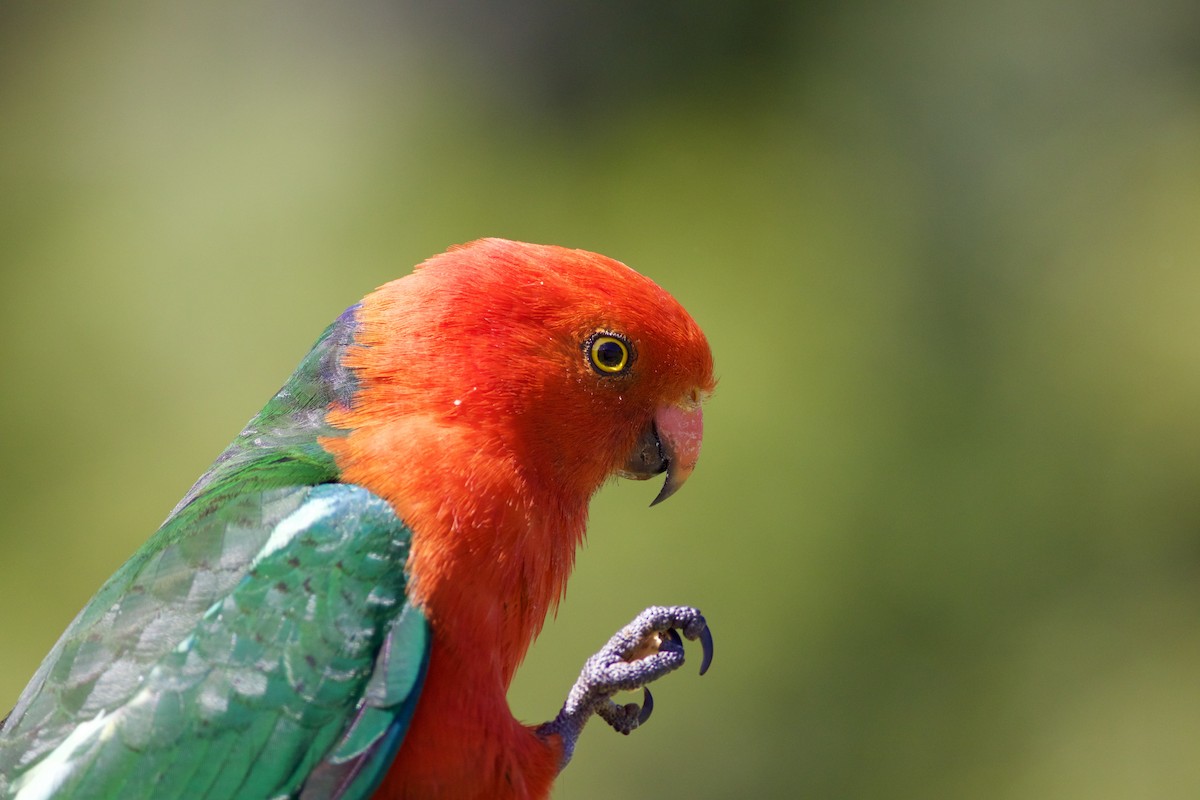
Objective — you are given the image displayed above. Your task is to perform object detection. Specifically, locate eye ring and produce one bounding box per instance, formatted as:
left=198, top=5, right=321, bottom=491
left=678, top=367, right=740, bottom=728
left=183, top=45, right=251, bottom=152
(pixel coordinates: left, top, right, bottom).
left=585, top=332, right=632, bottom=375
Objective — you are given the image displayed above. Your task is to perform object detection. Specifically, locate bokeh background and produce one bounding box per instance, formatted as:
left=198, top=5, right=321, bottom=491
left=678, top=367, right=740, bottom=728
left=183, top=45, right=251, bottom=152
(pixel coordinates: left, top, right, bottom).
left=3, top=2, right=1200, bottom=797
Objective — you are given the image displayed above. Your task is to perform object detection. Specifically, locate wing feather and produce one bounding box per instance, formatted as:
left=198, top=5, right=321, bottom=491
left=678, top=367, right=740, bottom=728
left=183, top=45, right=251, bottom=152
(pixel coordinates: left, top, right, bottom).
left=0, top=484, right=429, bottom=800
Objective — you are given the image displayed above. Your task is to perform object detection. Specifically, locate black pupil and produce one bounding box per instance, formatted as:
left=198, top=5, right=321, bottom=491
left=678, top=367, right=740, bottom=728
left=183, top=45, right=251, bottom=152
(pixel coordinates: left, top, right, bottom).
left=597, top=340, right=624, bottom=367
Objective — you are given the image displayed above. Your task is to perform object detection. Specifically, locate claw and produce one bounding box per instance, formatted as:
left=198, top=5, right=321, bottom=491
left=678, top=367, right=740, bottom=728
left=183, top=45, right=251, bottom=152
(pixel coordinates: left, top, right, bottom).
left=698, top=625, right=714, bottom=676
left=538, top=605, right=714, bottom=773
left=637, top=687, right=654, bottom=725
left=665, top=617, right=713, bottom=675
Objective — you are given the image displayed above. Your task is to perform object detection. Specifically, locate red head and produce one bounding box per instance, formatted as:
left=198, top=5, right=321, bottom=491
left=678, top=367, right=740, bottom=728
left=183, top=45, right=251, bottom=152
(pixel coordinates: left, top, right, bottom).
left=329, top=239, right=713, bottom=506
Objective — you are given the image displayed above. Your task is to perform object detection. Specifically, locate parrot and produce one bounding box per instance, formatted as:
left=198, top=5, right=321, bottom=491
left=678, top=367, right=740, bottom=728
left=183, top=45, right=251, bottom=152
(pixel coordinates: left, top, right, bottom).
left=0, top=238, right=716, bottom=799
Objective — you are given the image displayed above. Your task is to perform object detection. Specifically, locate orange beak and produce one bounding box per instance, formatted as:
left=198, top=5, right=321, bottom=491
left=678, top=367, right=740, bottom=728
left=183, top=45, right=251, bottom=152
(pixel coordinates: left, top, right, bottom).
left=619, top=399, right=705, bottom=506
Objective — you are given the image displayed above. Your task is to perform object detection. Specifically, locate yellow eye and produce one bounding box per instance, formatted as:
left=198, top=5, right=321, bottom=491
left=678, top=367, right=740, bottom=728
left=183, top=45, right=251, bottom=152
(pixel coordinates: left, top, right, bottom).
left=587, top=334, right=631, bottom=374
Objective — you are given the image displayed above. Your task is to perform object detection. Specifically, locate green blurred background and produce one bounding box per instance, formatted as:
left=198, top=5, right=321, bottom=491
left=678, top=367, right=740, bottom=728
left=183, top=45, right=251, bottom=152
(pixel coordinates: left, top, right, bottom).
left=3, top=2, right=1200, bottom=797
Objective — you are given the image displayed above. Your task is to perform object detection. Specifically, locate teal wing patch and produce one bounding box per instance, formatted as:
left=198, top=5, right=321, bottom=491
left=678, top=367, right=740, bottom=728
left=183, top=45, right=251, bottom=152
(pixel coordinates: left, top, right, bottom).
left=298, top=603, right=429, bottom=799
left=0, top=484, right=429, bottom=800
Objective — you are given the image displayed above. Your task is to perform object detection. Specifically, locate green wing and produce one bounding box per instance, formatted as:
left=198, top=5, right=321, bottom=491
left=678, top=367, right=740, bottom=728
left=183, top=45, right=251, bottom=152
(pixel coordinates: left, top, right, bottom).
left=0, top=483, right=429, bottom=800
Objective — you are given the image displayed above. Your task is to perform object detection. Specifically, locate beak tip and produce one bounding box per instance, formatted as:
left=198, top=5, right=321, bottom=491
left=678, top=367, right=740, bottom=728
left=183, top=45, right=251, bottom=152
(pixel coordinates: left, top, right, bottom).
left=648, top=464, right=691, bottom=507
left=649, top=480, right=678, bottom=506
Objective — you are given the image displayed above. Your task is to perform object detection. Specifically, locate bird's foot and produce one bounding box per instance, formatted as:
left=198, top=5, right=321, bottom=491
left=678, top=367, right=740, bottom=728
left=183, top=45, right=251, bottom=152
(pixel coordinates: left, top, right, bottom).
left=536, top=605, right=712, bottom=770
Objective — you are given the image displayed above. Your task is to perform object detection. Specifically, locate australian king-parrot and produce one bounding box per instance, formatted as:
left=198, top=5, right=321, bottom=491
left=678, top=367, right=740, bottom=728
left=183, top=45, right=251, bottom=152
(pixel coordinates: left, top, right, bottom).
left=0, top=238, right=716, bottom=799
